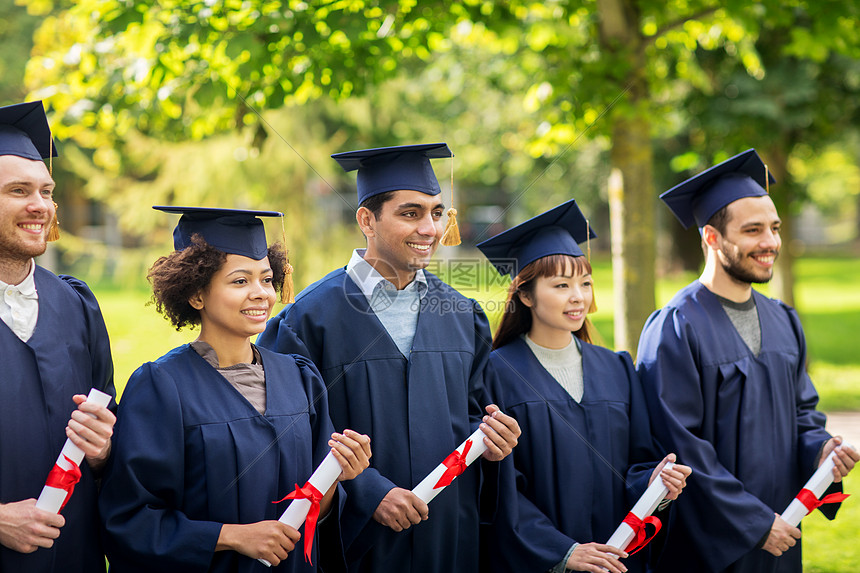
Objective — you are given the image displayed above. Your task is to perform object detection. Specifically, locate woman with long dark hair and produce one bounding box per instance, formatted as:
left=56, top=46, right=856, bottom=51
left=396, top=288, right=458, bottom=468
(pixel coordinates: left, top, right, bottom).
left=99, top=207, right=371, bottom=573
left=478, top=200, right=690, bottom=573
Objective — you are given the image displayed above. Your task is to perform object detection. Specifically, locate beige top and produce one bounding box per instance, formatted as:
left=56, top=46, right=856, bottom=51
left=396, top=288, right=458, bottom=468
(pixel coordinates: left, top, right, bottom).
left=191, top=340, right=266, bottom=414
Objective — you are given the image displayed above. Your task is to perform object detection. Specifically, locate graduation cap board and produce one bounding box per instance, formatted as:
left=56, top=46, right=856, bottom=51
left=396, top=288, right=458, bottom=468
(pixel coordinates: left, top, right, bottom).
left=476, top=199, right=596, bottom=279
left=660, top=149, right=776, bottom=229
left=0, top=100, right=57, bottom=161
left=152, top=206, right=283, bottom=261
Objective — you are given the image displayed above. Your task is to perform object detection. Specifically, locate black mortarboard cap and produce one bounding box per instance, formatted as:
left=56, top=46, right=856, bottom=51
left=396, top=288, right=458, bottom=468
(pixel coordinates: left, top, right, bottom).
left=332, top=143, right=452, bottom=204
left=477, top=199, right=596, bottom=278
left=660, top=149, right=775, bottom=229
left=0, top=101, right=58, bottom=161
left=153, top=206, right=283, bottom=260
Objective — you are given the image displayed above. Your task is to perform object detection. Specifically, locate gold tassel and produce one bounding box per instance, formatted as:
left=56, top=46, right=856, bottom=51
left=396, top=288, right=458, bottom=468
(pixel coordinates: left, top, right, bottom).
left=586, top=218, right=591, bottom=263
left=281, top=261, right=294, bottom=304
left=46, top=201, right=60, bottom=242
left=439, top=156, right=461, bottom=246
left=440, top=208, right=461, bottom=246
left=764, top=163, right=770, bottom=193
left=279, top=215, right=294, bottom=304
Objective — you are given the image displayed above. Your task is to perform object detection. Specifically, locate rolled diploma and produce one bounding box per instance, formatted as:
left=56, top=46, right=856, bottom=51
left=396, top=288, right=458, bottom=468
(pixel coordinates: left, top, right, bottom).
left=605, top=462, right=673, bottom=551
left=258, top=451, right=342, bottom=567
left=35, top=388, right=112, bottom=513
left=412, top=426, right=488, bottom=504
left=781, top=442, right=855, bottom=527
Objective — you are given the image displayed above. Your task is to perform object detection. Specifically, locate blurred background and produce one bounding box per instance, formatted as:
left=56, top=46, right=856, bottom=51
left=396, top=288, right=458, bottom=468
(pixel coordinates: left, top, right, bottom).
left=3, top=1, right=859, bottom=567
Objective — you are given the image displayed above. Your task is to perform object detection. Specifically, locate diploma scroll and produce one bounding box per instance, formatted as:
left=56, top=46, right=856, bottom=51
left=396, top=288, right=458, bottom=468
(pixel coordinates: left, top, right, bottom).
left=780, top=442, right=854, bottom=527
left=605, top=462, right=673, bottom=553
left=35, top=388, right=112, bottom=513
left=412, top=426, right=489, bottom=504
left=259, top=451, right=342, bottom=567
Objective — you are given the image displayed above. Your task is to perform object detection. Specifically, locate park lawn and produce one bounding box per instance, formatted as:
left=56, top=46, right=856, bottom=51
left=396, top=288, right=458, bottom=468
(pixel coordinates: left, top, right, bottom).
left=802, top=473, right=859, bottom=572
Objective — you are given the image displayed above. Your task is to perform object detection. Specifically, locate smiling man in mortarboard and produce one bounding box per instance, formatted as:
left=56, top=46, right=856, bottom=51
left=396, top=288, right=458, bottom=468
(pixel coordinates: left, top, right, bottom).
left=0, top=101, right=116, bottom=573
left=636, top=149, right=858, bottom=573
left=258, top=143, right=521, bottom=573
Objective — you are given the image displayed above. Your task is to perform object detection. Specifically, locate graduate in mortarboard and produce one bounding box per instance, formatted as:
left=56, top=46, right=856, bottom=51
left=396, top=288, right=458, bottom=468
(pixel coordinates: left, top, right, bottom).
left=0, top=101, right=116, bottom=573
left=636, top=150, right=858, bottom=573
left=257, top=144, right=521, bottom=573
left=476, top=199, right=691, bottom=573
left=98, top=207, right=372, bottom=573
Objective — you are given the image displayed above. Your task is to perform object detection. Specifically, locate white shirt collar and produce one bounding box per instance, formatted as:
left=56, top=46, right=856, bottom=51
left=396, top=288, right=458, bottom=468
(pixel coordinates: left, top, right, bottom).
left=346, top=249, right=427, bottom=302
left=0, top=259, right=37, bottom=296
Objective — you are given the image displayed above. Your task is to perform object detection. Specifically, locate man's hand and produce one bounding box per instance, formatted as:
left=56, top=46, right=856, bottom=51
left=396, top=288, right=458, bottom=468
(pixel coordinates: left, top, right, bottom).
left=66, top=394, right=116, bottom=472
left=0, top=499, right=65, bottom=553
left=217, top=521, right=300, bottom=566
left=761, top=514, right=801, bottom=556
left=566, top=542, right=628, bottom=573
left=818, top=436, right=859, bottom=483
left=372, top=488, right=429, bottom=532
left=480, top=404, right=521, bottom=462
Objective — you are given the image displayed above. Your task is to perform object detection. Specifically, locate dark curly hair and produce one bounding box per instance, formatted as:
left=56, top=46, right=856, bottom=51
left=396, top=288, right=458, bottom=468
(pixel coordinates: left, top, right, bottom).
left=148, top=234, right=287, bottom=330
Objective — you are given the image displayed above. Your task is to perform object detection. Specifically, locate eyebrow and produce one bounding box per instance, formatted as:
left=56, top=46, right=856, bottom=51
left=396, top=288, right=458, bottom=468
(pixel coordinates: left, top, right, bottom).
left=395, top=202, right=446, bottom=211
left=226, top=268, right=273, bottom=276
left=2, top=180, right=55, bottom=189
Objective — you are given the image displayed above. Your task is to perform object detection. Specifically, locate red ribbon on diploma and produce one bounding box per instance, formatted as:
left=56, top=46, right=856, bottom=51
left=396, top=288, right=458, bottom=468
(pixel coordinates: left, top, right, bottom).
left=795, top=488, right=850, bottom=515
left=274, top=482, right=324, bottom=564
left=433, top=439, right=473, bottom=490
left=44, top=455, right=82, bottom=511
left=622, top=512, right=662, bottom=555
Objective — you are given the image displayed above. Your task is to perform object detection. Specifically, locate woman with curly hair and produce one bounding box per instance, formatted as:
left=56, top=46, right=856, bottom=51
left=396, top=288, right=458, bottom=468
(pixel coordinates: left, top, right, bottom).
left=99, top=207, right=371, bottom=573
left=477, top=200, right=691, bottom=573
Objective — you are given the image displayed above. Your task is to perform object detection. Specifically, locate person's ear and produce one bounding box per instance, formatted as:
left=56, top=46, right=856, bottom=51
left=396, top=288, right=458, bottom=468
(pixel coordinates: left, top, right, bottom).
left=356, top=206, right=375, bottom=238
left=188, top=291, right=205, bottom=310
left=701, top=225, right=720, bottom=250
left=517, top=289, right=534, bottom=308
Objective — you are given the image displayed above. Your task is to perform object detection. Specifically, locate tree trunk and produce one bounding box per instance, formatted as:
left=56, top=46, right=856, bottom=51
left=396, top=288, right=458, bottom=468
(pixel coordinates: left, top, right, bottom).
left=608, top=115, right=657, bottom=354
left=763, top=145, right=795, bottom=307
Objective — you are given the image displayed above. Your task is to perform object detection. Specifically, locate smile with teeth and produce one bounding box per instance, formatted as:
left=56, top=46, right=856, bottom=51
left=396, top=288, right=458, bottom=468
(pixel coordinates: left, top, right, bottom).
left=407, top=242, right=432, bottom=251
left=751, top=253, right=776, bottom=264
left=19, top=223, right=44, bottom=231
left=564, top=309, right=584, bottom=318
left=241, top=309, right=267, bottom=316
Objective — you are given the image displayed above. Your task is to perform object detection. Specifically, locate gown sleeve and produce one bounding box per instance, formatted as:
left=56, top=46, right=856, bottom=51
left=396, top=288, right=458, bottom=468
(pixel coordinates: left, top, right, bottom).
left=99, top=363, right=222, bottom=573
left=636, top=308, right=775, bottom=569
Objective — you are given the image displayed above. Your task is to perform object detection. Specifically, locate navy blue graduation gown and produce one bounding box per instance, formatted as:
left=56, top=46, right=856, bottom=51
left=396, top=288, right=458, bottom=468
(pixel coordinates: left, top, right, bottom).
left=481, top=337, right=659, bottom=573
left=99, top=345, right=343, bottom=573
left=636, top=281, right=833, bottom=573
left=0, top=267, right=114, bottom=573
left=258, top=268, right=493, bottom=573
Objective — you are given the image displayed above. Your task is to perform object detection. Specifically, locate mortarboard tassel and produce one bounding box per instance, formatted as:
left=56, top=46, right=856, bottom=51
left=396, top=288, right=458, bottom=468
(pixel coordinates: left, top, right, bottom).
left=46, top=202, right=60, bottom=242
left=764, top=163, right=770, bottom=193
left=439, top=157, right=461, bottom=246
left=280, top=216, right=294, bottom=304
left=46, top=136, right=60, bottom=242
left=586, top=218, right=596, bottom=313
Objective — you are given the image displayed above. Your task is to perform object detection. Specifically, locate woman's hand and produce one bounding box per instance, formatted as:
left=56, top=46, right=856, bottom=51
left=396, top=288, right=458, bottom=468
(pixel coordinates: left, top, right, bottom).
left=648, top=453, right=692, bottom=501
left=566, top=542, right=628, bottom=572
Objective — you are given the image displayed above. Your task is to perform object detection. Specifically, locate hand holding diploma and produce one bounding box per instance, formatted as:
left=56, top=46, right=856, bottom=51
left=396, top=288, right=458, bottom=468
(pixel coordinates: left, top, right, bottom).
left=36, top=389, right=113, bottom=514
left=605, top=454, right=691, bottom=558
left=777, top=438, right=857, bottom=531
left=253, top=429, right=371, bottom=567
left=479, top=404, right=521, bottom=462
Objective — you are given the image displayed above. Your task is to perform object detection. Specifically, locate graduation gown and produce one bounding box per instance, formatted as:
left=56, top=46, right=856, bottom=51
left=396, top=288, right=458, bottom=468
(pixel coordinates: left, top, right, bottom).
left=636, top=281, right=834, bottom=573
left=0, top=267, right=114, bottom=573
left=99, top=345, right=343, bottom=573
left=481, top=337, right=658, bottom=573
left=257, top=268, right=493, bottom=573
